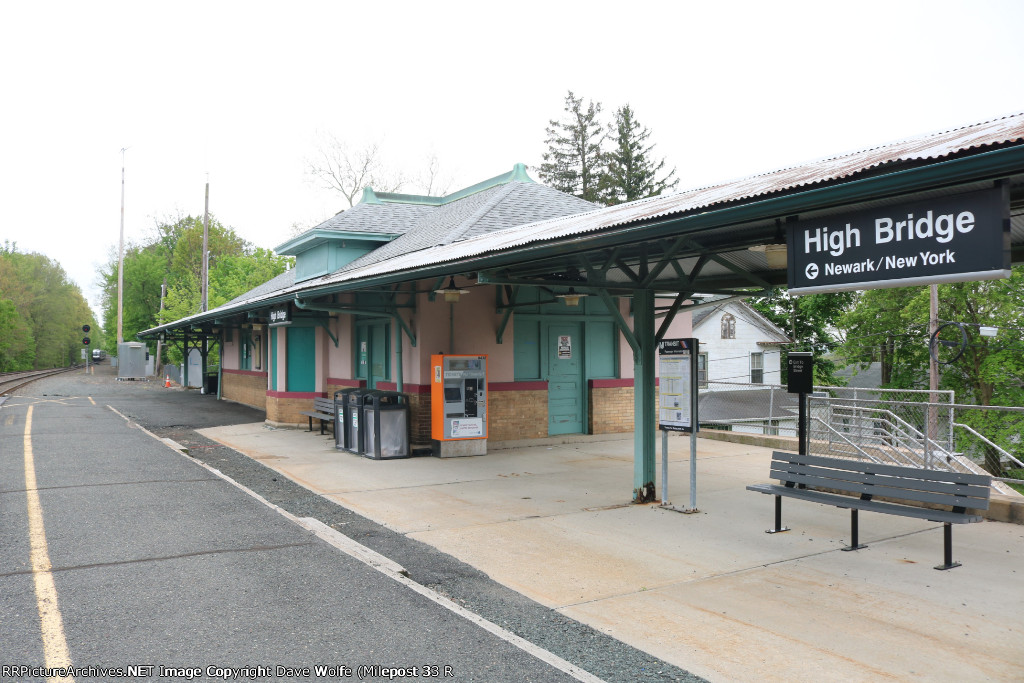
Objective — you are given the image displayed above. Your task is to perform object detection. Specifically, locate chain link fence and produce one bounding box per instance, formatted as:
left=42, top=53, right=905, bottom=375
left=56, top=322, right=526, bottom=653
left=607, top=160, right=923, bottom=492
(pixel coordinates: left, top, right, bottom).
left=697, top=381, right=1023, bottom=495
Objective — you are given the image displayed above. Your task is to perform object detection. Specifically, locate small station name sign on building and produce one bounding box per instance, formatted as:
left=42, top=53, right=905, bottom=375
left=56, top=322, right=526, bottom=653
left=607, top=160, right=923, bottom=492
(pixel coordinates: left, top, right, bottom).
left=787, top=186, right=1010, bottom=294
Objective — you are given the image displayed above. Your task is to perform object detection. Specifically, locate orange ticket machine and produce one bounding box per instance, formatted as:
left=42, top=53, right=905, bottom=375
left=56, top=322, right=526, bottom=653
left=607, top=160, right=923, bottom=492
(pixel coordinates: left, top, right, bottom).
left=431, top=354, right=488, bottom=456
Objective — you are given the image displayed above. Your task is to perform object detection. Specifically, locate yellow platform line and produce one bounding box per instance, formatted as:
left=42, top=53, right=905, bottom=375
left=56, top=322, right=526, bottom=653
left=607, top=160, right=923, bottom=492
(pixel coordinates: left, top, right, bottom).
left=24, top=405, right=75, bottom=681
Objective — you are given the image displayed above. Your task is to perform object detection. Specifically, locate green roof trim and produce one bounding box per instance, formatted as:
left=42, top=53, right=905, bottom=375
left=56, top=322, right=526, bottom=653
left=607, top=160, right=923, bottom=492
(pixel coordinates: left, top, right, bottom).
left=274, top=229, right=397, bottom=256
left=359, top=163, right=534, bottom=207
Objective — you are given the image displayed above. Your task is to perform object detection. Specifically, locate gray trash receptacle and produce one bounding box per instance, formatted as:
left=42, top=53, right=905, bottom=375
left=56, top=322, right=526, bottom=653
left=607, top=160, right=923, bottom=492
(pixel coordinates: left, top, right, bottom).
left=345, top=389, right=380, bottom=454
left=362, top=391, right=410, bottom=460
left=334, top=388, right=359, bottom=451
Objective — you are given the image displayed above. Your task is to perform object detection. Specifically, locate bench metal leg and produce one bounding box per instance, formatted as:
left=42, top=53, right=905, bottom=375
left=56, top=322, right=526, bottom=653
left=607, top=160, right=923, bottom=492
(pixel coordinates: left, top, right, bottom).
left=766, top=495, right=790, bottom=534
left=935, top=523, right=961, bottom=570
left=306, top=416, right=314, bottom=432
left=842, top=509, right=868, bottom=551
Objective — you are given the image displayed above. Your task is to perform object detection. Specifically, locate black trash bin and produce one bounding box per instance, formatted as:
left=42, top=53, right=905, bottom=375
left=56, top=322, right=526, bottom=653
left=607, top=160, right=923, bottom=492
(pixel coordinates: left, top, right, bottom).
left=345, top=389, right=380, bottom=454
left=362, top=391, right=410, bottom=460
left=204, top=372, right=218, bottom=395
left=334, top=388, right=359, bottom=451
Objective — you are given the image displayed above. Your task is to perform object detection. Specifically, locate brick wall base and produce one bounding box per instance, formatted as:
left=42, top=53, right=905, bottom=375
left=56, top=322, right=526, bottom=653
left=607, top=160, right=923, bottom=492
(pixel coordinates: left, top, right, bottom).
left=589, top=384, right=635, bottom=434
left=221, top=370, right=268, bottom=411
left=489, top=389, right=548, bottom=441
left=266, top=393, right=324, bottom=426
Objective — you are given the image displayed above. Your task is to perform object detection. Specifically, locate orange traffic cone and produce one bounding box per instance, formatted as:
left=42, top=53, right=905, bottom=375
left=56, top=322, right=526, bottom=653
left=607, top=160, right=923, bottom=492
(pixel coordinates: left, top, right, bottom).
left=164, top=375, right=171, bottom=388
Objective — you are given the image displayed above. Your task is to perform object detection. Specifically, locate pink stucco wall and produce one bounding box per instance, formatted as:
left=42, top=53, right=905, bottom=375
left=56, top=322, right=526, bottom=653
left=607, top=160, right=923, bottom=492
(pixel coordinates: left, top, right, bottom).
left=410, top=280, right=515, bottom=384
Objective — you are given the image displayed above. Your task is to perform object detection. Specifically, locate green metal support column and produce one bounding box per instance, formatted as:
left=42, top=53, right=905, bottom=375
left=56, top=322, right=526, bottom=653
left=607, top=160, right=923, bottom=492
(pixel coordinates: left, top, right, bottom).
left=633, top=288, right=657, bottom=502
left=182, top=330, right=189, bottom=388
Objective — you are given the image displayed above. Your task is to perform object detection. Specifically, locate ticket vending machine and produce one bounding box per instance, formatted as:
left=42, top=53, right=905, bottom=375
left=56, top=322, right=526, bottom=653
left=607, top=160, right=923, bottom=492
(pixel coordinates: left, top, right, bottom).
left=431, top=354, right=488, bottom=457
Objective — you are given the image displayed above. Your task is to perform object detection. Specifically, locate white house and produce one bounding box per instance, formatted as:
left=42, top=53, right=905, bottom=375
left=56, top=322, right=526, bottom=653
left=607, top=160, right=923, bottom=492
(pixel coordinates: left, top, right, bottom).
left=692, top=299, right=789, bottom=389
left=692, top=299, right=794, bottom=436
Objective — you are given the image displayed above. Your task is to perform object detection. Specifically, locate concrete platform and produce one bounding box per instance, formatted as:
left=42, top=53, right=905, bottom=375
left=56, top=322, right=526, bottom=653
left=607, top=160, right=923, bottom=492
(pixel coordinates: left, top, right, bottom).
left=198, top=424, right=1024, bottom=682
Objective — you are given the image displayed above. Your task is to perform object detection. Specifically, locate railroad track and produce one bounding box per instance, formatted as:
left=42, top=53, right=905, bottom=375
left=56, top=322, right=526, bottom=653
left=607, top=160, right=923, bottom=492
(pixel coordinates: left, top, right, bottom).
left=0, top=366, right=82, bottom=399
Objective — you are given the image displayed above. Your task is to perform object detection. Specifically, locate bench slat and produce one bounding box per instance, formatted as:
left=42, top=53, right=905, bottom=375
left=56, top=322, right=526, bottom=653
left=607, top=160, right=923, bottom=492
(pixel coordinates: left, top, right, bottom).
left=746, top=483, right=983, bottom=524
left=771, top=451, right=992, bottom=487
left=770, top=461, right=990, bottom=500
left=771, top=461, right=990, bottom=498
left=768, top=467, right=990, bottom=510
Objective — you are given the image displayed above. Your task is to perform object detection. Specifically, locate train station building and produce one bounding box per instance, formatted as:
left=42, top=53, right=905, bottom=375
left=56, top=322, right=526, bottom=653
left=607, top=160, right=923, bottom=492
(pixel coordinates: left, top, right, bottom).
left=141, top=113, right=1024, bottom=500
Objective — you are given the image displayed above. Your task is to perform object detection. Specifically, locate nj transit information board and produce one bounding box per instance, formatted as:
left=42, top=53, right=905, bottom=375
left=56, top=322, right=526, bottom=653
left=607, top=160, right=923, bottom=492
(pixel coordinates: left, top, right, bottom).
left=788, top=185, right=1010, bottom=294
left=658, top=338, right=698, bottom=433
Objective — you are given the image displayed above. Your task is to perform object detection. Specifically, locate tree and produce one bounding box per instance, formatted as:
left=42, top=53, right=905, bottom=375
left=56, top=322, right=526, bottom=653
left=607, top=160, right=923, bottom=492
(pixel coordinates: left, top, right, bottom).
left=0, top=242, right=95, bottom=369
left=307, top=133, right=405, bottom=207
left=538, top=91, right=606, bottom=203
left=839, top=270, right=1024, bottom=473
left=0, top=298, right=34, bottom=371
left=601, top=104, right=678, bottom=204
left=840, top=287, right=925, bottom=387
left=208, top=248, right=292, bottom=310
left=749, top=290, right=855, bottom=387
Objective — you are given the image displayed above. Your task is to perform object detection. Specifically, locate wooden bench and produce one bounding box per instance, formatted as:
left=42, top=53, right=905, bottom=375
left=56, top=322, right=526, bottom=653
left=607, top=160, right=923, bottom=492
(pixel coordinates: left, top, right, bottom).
left=747, top=451, right=992, bottom=570
left=299, top=397, right=336, bottom=435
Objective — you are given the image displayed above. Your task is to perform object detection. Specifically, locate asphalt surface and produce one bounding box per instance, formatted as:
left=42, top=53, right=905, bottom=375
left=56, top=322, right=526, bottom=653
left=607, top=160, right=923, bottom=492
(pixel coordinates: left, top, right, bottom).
left=1, top=367, right=701, bottom=683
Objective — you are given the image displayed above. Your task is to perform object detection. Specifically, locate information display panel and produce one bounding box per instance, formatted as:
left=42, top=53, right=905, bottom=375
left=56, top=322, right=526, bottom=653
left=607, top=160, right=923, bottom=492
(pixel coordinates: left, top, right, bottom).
left=658, top=338, right=699, bottom=433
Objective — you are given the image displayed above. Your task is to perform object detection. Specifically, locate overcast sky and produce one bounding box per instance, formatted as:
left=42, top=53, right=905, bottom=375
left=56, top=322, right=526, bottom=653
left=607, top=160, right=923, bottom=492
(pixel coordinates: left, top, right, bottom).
left=3, top=0, right=1023, bottom=320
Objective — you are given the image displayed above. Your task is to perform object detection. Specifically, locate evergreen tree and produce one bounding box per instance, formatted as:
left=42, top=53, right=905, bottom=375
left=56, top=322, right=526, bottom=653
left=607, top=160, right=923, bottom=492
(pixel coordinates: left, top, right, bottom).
left=602, top=104, right=678, bottom=205
left=538, top=91, right=606, bottom=203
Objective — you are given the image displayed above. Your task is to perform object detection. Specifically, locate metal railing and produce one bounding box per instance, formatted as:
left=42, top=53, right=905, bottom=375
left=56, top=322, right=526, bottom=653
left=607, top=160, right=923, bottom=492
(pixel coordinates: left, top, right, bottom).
left=697, top=381, right=1022, bottom=495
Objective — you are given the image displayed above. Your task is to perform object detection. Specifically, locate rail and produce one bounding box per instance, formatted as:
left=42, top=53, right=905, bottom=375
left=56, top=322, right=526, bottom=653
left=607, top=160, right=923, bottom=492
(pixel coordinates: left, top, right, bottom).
left=0, top=366, right=81, bottom=397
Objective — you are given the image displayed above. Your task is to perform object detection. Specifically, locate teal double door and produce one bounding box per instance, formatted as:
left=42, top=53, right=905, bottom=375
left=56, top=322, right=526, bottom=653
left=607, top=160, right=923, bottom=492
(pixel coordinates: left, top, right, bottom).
left=355, top=321, right=389, bottom=388
left=547, top=322, right=584, bottom=435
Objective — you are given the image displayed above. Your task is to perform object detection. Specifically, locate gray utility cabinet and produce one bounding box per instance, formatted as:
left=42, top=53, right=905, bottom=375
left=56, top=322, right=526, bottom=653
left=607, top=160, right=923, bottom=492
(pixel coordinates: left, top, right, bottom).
left=117, top=342, right=148, bottom=380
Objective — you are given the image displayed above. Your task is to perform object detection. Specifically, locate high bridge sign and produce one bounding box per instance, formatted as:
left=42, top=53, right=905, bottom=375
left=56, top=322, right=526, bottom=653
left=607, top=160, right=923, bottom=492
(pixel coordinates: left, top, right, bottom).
left=787, top=185, right=1010, bottom=294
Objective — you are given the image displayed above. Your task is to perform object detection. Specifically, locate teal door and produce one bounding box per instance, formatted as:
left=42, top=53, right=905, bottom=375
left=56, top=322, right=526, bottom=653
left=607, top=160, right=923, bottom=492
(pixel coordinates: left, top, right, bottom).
left=355, top=322, right=389, bottom=389
left=286, top=326, right=315, bottom=392
left=547, top=322, right=584, bottom=435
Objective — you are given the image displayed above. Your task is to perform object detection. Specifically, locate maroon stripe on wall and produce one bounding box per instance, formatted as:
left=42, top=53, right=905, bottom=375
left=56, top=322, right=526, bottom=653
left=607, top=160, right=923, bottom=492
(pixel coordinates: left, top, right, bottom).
left=326, top=378, right=366, bottom=388
left=375, top=382, right=430, bottom=394
left=587, top=378, right=659, bottom=388
left=266, top=391, right=325, bottom=399
left=223, top=369, right=268, bottom=378
left=490, top=381, right=548, bottom=391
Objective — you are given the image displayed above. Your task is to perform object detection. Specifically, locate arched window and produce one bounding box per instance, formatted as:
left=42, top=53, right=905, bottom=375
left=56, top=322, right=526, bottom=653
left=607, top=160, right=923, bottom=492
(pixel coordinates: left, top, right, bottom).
left=721, top=313, right=735, bottom=339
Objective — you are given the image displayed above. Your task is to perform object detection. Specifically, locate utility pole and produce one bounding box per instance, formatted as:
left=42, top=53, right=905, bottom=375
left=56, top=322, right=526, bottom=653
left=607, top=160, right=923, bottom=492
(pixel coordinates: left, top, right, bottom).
left=927, top=284, right=939, bottom=467
left=117, top=148, right=127, bottom=344
left=202, top=180, right=210, bottom=312
left=155, top=278, right=166, bottom=378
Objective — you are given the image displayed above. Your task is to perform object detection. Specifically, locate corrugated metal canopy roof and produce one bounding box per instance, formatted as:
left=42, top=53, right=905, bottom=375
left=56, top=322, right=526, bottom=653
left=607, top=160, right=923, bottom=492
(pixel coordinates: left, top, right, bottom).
left=307, top=112, right=1024, bottom=288
left=140, top=112, right=1024, bottom=336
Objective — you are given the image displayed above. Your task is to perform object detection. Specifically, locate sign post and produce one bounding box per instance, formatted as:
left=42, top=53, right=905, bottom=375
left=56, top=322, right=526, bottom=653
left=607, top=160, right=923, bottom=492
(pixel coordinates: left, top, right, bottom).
left=658, top=338, right=699, bottom=513
left=787, top=352, right=814, bottom=455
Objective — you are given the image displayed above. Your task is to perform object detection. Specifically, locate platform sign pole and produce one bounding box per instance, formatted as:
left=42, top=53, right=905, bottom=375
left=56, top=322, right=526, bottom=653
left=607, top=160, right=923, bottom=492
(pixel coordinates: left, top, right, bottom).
left=787, top=352, right=814, bottom=455
left=658, top=338, right=700, bottom=513
left=661, top=428, right=669, bottom=505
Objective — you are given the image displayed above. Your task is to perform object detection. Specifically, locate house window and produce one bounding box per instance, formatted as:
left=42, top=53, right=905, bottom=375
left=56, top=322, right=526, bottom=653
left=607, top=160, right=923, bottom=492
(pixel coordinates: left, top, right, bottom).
left=750, top=352, right=764, bottom=384
left=698, top=352, right=708, bottom=388
left=721, top=313, right=735, bottom=339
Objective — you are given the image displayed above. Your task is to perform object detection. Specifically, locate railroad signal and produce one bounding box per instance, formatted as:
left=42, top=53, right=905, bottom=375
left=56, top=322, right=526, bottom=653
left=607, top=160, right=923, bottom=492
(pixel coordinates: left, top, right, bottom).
left=83, top=337, right=91, bottom=346
left=82, top=324, right=91, bottom=334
